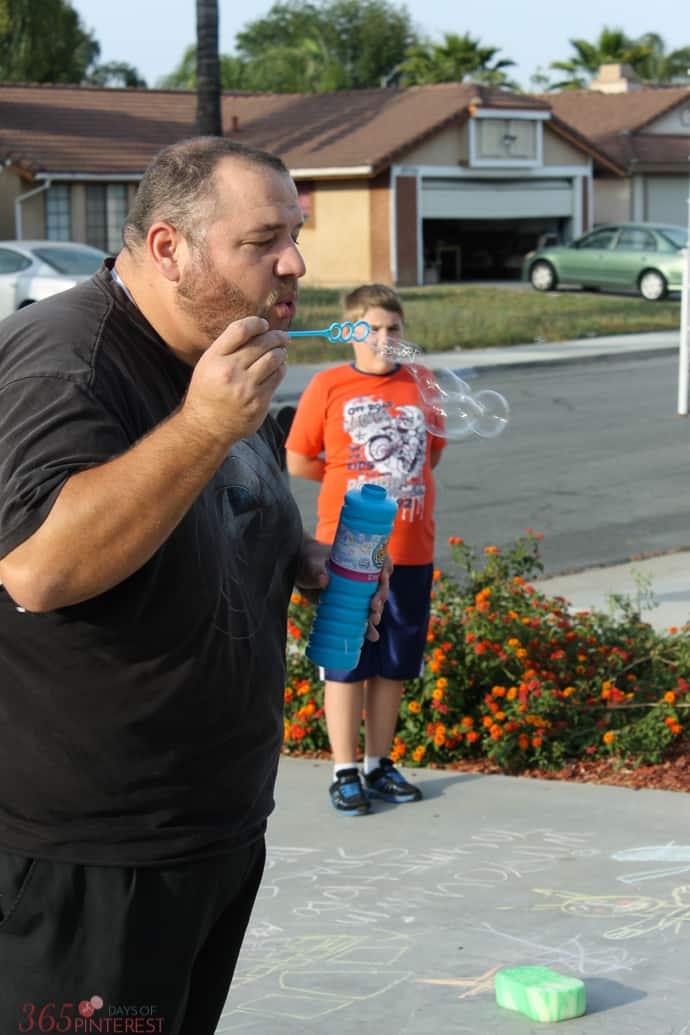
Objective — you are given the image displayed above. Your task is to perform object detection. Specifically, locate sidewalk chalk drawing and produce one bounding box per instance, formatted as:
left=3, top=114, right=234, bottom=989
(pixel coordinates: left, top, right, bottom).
left=463, top=922, right=644, bottom=974
left=222, top=928, right=412, bottom=1026
left=528, top=885, right=690, bottom=940
left=613, top=844, right=690, bottom=884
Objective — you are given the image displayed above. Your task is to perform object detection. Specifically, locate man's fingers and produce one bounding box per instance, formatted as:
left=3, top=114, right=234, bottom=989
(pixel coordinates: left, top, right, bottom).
left=207, top=316, right=270, bottom=356
left=255, top=345, right=289, bottom=386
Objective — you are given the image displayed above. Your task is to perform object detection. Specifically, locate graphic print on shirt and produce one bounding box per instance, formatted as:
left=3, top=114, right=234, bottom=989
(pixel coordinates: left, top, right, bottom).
left=342, top=396, right=426, bottom=521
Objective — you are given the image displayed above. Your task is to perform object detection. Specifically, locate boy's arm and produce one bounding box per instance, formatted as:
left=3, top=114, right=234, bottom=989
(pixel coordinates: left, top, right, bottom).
left=286, top=450, right=325, bottom=481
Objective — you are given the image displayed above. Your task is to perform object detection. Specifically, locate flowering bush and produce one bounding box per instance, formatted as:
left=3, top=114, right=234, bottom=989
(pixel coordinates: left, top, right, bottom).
left=283, top=532, right=690, bottom=772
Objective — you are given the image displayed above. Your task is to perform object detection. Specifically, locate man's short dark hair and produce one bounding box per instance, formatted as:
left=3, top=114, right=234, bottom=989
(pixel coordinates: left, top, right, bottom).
left=123, top=137, right=289, bottom=250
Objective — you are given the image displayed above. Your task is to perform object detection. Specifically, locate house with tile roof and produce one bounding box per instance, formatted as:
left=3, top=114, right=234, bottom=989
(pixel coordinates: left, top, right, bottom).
left=0, top=79, right=622, bottom=287
left=544, top=64, right=690, bottom=229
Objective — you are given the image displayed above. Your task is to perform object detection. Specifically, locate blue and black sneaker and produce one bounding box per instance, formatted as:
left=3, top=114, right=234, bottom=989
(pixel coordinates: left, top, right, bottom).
left=364, top=757, right=422, bottom=803
left=329, top=768, right=371, bottom=816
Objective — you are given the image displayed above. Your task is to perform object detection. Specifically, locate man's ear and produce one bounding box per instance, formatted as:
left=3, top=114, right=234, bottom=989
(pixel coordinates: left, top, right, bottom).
left=147, top=221, right=186, bottom=283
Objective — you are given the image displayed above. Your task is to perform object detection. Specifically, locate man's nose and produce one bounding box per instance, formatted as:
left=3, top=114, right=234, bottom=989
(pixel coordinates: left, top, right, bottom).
left=276, top=240, right=306, bottom=279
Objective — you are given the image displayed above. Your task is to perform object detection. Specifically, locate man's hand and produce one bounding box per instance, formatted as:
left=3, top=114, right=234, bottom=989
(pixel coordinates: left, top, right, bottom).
left=181, top=316, right=288, bottom=448
left=295, top=535, right=393, bottom=642
left=365, top=553, right=393, bottom=642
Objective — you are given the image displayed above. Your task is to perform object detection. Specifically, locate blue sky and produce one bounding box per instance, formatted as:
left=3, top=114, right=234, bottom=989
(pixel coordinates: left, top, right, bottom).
left=72, top=0, right=688, bottom=90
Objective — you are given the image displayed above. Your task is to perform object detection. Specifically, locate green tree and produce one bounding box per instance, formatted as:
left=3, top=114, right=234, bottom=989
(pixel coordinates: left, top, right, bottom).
left=87, top=62, right=146, bottom=88
left=196, top=0, right=221, bottom=134
left=158, top=45, right=247, bottom=90
left=634, top=33, right=690, bottom=84
left=396, top=31, right=517, bottom=88
left=161, top=0, right=416, bottom=93
left=548, top=26, right=652, bottom=90
left=0, top=0, right=100, bottom=83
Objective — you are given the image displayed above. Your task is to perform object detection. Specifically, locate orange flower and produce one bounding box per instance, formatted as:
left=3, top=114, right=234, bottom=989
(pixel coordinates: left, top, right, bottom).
left=532, top=735, right=542, bottom=748
left=490, top=724, right=503, bottom=740
left=482, top=715, right=493, bottom=728
left=506, top=686, right=518, bottom=701
left=603, top=731, right=616, bottom=745
left=432, top=688, right=444, bottom=702
left=664, top=691, right=677, bottom=704
left=484, top=545, right=500, bottom=555
left=466, top=730, right=479, bottom=743
left=436, top=677, right=448, bottom=689
left=412, top=745, right=426, bottom=762
left=284, top=686, right=294, bottom=703
left=433, top=568, right=442, bottom=580
left=408, top=700, right=422, bottom=714
left=461, top=716, right=474, bottom=727
left=518, top=733, right=530, bottom=750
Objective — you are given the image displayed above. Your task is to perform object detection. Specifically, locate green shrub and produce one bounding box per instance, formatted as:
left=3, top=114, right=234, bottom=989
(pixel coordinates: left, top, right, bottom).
left=284, top=532, right=690, bottom=772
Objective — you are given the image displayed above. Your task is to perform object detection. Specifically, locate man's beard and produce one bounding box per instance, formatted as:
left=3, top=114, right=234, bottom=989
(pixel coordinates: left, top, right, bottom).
left=176, top=244, right=286, bottom=343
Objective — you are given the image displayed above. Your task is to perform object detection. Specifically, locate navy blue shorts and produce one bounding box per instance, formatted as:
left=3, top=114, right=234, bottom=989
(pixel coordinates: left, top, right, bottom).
left=321, top=563, right=433, bottom=683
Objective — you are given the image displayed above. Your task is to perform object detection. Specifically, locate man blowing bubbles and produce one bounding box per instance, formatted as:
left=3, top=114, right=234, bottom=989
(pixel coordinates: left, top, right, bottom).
left=0, top=138, right=389, bottom=1033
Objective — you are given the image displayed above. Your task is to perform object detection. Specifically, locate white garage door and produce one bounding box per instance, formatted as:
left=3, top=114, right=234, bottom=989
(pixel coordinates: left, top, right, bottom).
left=645, top=176, right=689, bottom=226
left=421, top=178, right=574, bottom=220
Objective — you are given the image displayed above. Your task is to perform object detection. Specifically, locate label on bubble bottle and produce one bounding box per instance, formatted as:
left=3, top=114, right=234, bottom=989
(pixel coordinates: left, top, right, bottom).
left=329, top=526, right=389, bottom=582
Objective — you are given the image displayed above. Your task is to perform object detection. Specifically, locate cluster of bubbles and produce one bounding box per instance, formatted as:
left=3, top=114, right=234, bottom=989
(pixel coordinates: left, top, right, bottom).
left=288, top=321, right=510, bottom=440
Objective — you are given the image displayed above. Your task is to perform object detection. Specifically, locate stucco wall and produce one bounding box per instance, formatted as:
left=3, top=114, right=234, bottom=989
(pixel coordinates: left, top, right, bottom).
left=402, top=121, right=467, bottom=165
left=298, top=180, right=371, bottom=287
left=645, top=104, right=690, bottom=135
left=542, top=127, right=590, bottom=167
left=594, top=177, right=632, bottom=224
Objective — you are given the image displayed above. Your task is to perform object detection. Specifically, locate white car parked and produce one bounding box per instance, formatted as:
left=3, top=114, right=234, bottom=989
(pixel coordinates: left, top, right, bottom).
left=0, top=240, right=107, bottom=319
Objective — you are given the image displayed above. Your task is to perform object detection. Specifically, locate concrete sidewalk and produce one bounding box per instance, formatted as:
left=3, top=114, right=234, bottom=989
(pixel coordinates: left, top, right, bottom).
left=219, top=757, right=690, bottom=1033
left=535, top=550, right=690, bottom=634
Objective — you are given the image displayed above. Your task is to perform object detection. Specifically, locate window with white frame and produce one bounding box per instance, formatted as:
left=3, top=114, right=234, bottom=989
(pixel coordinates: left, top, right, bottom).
left=86, top=184, right=129, bottom=252
left=476, top=118, right=537, bottom=161
left=45, top=184, right=71, bottom=240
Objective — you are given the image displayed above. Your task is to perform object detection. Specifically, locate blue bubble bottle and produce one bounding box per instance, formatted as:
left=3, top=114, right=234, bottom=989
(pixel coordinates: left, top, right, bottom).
left=306, top=483, right=398, bottom=671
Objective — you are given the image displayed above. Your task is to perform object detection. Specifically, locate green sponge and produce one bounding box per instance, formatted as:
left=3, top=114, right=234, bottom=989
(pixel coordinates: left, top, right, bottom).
left=495, top=966, right=586, bottom=1023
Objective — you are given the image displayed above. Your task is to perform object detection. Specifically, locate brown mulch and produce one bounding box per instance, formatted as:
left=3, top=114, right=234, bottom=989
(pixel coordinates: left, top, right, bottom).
left=444, top=743, right=690, bottom=793
left=286, top=744, right=690, bottom=792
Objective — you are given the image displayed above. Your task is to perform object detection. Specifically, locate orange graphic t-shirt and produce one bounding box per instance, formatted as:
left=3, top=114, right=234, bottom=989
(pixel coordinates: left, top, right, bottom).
left=286, top=364, right=446, bottom=565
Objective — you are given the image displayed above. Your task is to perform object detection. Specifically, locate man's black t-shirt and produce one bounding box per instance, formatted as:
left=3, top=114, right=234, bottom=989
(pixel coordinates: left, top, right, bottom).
left=0, top=264, right=303, bottom=865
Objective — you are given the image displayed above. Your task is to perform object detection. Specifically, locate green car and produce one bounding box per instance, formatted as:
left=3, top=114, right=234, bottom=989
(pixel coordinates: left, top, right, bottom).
left=522, top=222, right=687, bottom=301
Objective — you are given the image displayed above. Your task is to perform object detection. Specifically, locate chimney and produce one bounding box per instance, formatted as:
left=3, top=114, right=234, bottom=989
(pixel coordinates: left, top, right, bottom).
left=590, top=63, right=642, bottom=94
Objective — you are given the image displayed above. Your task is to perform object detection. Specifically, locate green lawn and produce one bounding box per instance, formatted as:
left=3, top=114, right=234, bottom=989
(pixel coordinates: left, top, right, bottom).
left=288, top=284, right=681, bottom=363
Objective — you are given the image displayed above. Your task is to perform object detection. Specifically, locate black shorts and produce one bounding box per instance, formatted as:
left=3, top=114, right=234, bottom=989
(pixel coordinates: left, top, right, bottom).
left=0, top=838, right=265, bottom=1035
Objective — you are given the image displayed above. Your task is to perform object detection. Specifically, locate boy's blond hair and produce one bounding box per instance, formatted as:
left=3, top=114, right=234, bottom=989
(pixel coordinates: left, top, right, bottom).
left=342, top=284, right=404, bottom=323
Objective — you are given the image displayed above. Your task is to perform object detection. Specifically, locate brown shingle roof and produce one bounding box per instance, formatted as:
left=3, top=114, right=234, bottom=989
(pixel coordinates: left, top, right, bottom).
left=0, top=81, right=551, bottom=178
left=541, top=86, right=690, bottom=170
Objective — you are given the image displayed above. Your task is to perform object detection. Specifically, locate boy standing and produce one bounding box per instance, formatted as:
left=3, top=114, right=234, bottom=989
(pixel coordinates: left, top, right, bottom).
left=286, top=285, right=445, bottom=815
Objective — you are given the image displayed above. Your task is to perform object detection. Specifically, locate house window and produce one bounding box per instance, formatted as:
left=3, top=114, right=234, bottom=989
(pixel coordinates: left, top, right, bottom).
left=297, top=181, right=314, bottom=225
left=86, top=184, right=128, bottom=252
left=476, top=118, right=537, bottom=161
left=45, top=184, right=71, bottom=240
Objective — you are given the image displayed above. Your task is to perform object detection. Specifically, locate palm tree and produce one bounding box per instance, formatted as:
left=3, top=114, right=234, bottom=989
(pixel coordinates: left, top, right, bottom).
left=635, top=33, right=690, bottom=84
left=397, top=32, right=517, bottom=89
left=548, top=26, right=652, bottom=90
left=196, top=0, right=221, bottom=136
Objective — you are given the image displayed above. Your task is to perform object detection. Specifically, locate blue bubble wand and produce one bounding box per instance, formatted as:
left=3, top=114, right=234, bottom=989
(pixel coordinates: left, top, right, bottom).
left=288, top=320, right=510, bottom=439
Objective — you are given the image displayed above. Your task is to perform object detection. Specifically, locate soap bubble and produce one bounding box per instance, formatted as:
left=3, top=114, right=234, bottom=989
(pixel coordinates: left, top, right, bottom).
left=370, top=335, right=510, bottom=441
